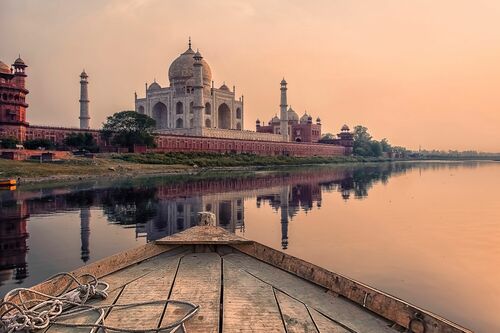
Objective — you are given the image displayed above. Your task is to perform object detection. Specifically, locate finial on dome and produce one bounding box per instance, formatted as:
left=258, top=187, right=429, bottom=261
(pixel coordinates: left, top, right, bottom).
left=188, top=36, right=192, bottom=49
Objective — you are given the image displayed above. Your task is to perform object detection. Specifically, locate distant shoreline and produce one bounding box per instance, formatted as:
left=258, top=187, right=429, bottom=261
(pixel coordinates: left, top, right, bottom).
left=0, top=153, right=497, bottom=186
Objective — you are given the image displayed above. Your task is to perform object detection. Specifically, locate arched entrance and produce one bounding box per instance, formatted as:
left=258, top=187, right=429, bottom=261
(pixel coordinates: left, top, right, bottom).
left=205, top=118, right=212, bottom=128
left=218, top=103, right=231, bottom=129
left=152, top=102, right=167, bottom=129
left=176, top=118, right=183, bottom=128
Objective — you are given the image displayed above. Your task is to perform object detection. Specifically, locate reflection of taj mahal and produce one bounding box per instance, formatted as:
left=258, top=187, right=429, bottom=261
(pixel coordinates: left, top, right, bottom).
left=135, top=38, right=245, bottom=137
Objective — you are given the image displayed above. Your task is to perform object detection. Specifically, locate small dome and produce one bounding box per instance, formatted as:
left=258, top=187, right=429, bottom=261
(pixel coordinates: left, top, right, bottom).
left=271, top=115, right=280, bottom=123
left=300, top=112, right=309, bottom=124
left=13, top=57, right=26, bottom=66
left=280, top=78, right=287, bottom=85
left=0, top=61, right=11, bottom=74
left=80, top=70, right=88, bottom=78
left=256, top=118, right=261, bottom=123
left=287, top=106, right=299, bottom=121
left=219, top=83, right=230, bottom=91
left=316, top=117, right=321, bottom=123
left=341, top=124, right=350, bottom=131
left=148, top=81, right=161, bottom=90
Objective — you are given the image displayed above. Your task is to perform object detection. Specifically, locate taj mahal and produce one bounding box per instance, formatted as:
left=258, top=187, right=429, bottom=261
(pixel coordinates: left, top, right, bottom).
left=135, top=39, right=246, bottom=138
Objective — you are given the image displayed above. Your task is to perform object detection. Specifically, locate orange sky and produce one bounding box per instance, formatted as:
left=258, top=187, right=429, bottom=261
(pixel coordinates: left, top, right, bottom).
left=1, top=0, right=500, bottom=151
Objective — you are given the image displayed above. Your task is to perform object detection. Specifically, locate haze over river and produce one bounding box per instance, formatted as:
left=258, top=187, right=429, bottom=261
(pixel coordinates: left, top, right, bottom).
left=0, top=161, right=499, bottom=332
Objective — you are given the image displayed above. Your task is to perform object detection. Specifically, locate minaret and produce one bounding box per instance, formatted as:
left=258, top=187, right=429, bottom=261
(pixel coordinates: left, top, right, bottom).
left=192, top=49, right=205, bottom=136
left=12, top=56, right=27, bottom=89
left=79, top=70, right=90, bottom=129
left=280, top=78, right=289, bottom=142
left=80, top=207, right=91, bottom=263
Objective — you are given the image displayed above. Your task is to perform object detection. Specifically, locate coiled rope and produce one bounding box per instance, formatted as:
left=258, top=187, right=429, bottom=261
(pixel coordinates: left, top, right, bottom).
left=0, top=272, right=199, bottom=333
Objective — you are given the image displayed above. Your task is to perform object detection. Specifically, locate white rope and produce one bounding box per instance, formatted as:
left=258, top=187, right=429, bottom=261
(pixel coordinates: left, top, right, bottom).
left=0, top=272, right=199, bottom=333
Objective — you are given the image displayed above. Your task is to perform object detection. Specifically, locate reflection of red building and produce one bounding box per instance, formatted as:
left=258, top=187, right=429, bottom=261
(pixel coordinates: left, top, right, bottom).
left=0, top=201, right=29, bottom=285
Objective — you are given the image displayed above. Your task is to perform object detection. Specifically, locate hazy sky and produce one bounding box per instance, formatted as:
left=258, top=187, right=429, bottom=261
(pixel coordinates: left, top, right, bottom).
left=2, top=0, right=500, bottom=151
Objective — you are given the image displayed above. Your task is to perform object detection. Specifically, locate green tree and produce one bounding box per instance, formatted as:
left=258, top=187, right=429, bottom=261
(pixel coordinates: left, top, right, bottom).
left=101, top=111, right=157, bottom=149
left=0, top=137, right=20, bottom=149
left=353, top=126, right=373, bottom=156
left=64, top=132, right=97, bottom=152
left=320, top=133, right=336, bottom=140
left=24, top=139, right=55, bottom=150
left=380, top=138, right=392, bottom=153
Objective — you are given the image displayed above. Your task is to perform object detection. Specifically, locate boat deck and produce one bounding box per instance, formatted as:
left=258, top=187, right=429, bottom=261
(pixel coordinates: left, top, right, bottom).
left=45, top=247, right=396, bottom=333
left=3, top=226, right=471, bottom=333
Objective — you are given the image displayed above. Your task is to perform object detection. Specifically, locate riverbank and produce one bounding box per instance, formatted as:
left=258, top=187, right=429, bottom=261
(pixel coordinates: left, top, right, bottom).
left=0, top=153, right=394, bottom=185
left=0, top=156, right=193, bottom=184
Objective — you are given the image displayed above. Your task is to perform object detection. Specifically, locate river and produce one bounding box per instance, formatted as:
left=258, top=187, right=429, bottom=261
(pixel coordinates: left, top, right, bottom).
left=0, top=161, right=498, bottom=332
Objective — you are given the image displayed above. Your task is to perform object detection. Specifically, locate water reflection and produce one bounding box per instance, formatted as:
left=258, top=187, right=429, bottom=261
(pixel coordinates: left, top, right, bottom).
left=0, top=161, right=481, bottom=287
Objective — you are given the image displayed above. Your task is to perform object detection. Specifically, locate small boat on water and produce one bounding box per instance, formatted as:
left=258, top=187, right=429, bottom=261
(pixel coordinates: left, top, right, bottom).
left=0, top=179, right=16, bottom=187
left=0, top=224, right=472, bottom=333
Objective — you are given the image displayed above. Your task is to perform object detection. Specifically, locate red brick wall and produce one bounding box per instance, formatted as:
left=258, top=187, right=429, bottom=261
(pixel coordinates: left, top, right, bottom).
left=1, top=125, right=346, bottom=157
left=152, top=133, right=345, bottom=156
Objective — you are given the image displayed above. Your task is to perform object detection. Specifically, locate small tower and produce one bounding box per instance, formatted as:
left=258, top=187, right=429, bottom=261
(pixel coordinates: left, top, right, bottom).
left=280, top=78, right=289, bottom=142
left=12, top=56, right=27, bottom=89
left=192, top=49, right=205, bottom=135
left=256, top=118, right=261, bottom=130
left=79, top=70, right=90, bottom=129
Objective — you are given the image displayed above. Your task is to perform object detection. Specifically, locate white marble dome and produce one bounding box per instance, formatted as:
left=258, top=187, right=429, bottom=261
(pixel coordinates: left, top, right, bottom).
left=168, top=46, right=212, bottom=88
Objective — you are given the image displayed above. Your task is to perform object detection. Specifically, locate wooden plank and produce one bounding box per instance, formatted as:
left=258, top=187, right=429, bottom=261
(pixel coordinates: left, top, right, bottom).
left=45, top=288, right=123, bottom=333
left=232, top=243, right=473, bottom=333
left=161, top=252, right=221, bottom=333
left=275, top=290, right=318, bottom=333
left=44, top=250, right=191, bottom=333
left=309, top=308, right=350, bottom=333
left=156, top=226, right=252, bottom=245
left=104, top=253, right=182, bottom=331
left=222, top=259, right=285, bottom=332
left=1, top=242, right=178, bottom=315
left=223, top=252, right=394, bottom=333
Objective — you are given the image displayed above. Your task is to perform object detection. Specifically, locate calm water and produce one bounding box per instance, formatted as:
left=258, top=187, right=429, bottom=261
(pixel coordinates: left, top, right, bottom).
left=0, top=161, right=499, bottom=332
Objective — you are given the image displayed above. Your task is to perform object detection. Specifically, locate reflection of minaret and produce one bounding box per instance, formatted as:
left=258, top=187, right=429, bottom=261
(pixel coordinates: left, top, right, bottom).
left=280, top=186, right=290, bottom=250
left=80, top=208, right=90, bottom=263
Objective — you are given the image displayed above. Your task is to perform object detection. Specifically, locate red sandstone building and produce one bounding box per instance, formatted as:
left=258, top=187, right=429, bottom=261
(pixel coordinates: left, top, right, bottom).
left=256, top=108, right=322, bottom=143
left=0, top=57, right=29, bottom=141
left=0, top=55, right=353, bottom=157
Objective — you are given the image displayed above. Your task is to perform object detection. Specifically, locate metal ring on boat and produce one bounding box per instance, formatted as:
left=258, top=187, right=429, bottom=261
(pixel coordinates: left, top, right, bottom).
left=407, top=312, right=426, bottom=333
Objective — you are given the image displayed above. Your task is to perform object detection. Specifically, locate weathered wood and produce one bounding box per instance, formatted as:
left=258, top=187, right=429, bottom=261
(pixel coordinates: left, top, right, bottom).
left=155, top=226, right=252, bottom=245
left=161, top=253, right=221, bottom=333
left=224, top=252, right=394, bottom=333
left=223, top=260, right=285, bottom=332
left=309, top=308, right=350, bottom=333
left=232, top=242, right=473, bottom=333
left=43, top=249, right=191, bottom=333
left=1, top=242, right=177, bottom=315
left=274, top=290, right=318, bottom=333
left=104, top=253, right=182, bottom=330
left=44, top=288, right=123, bottom=333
